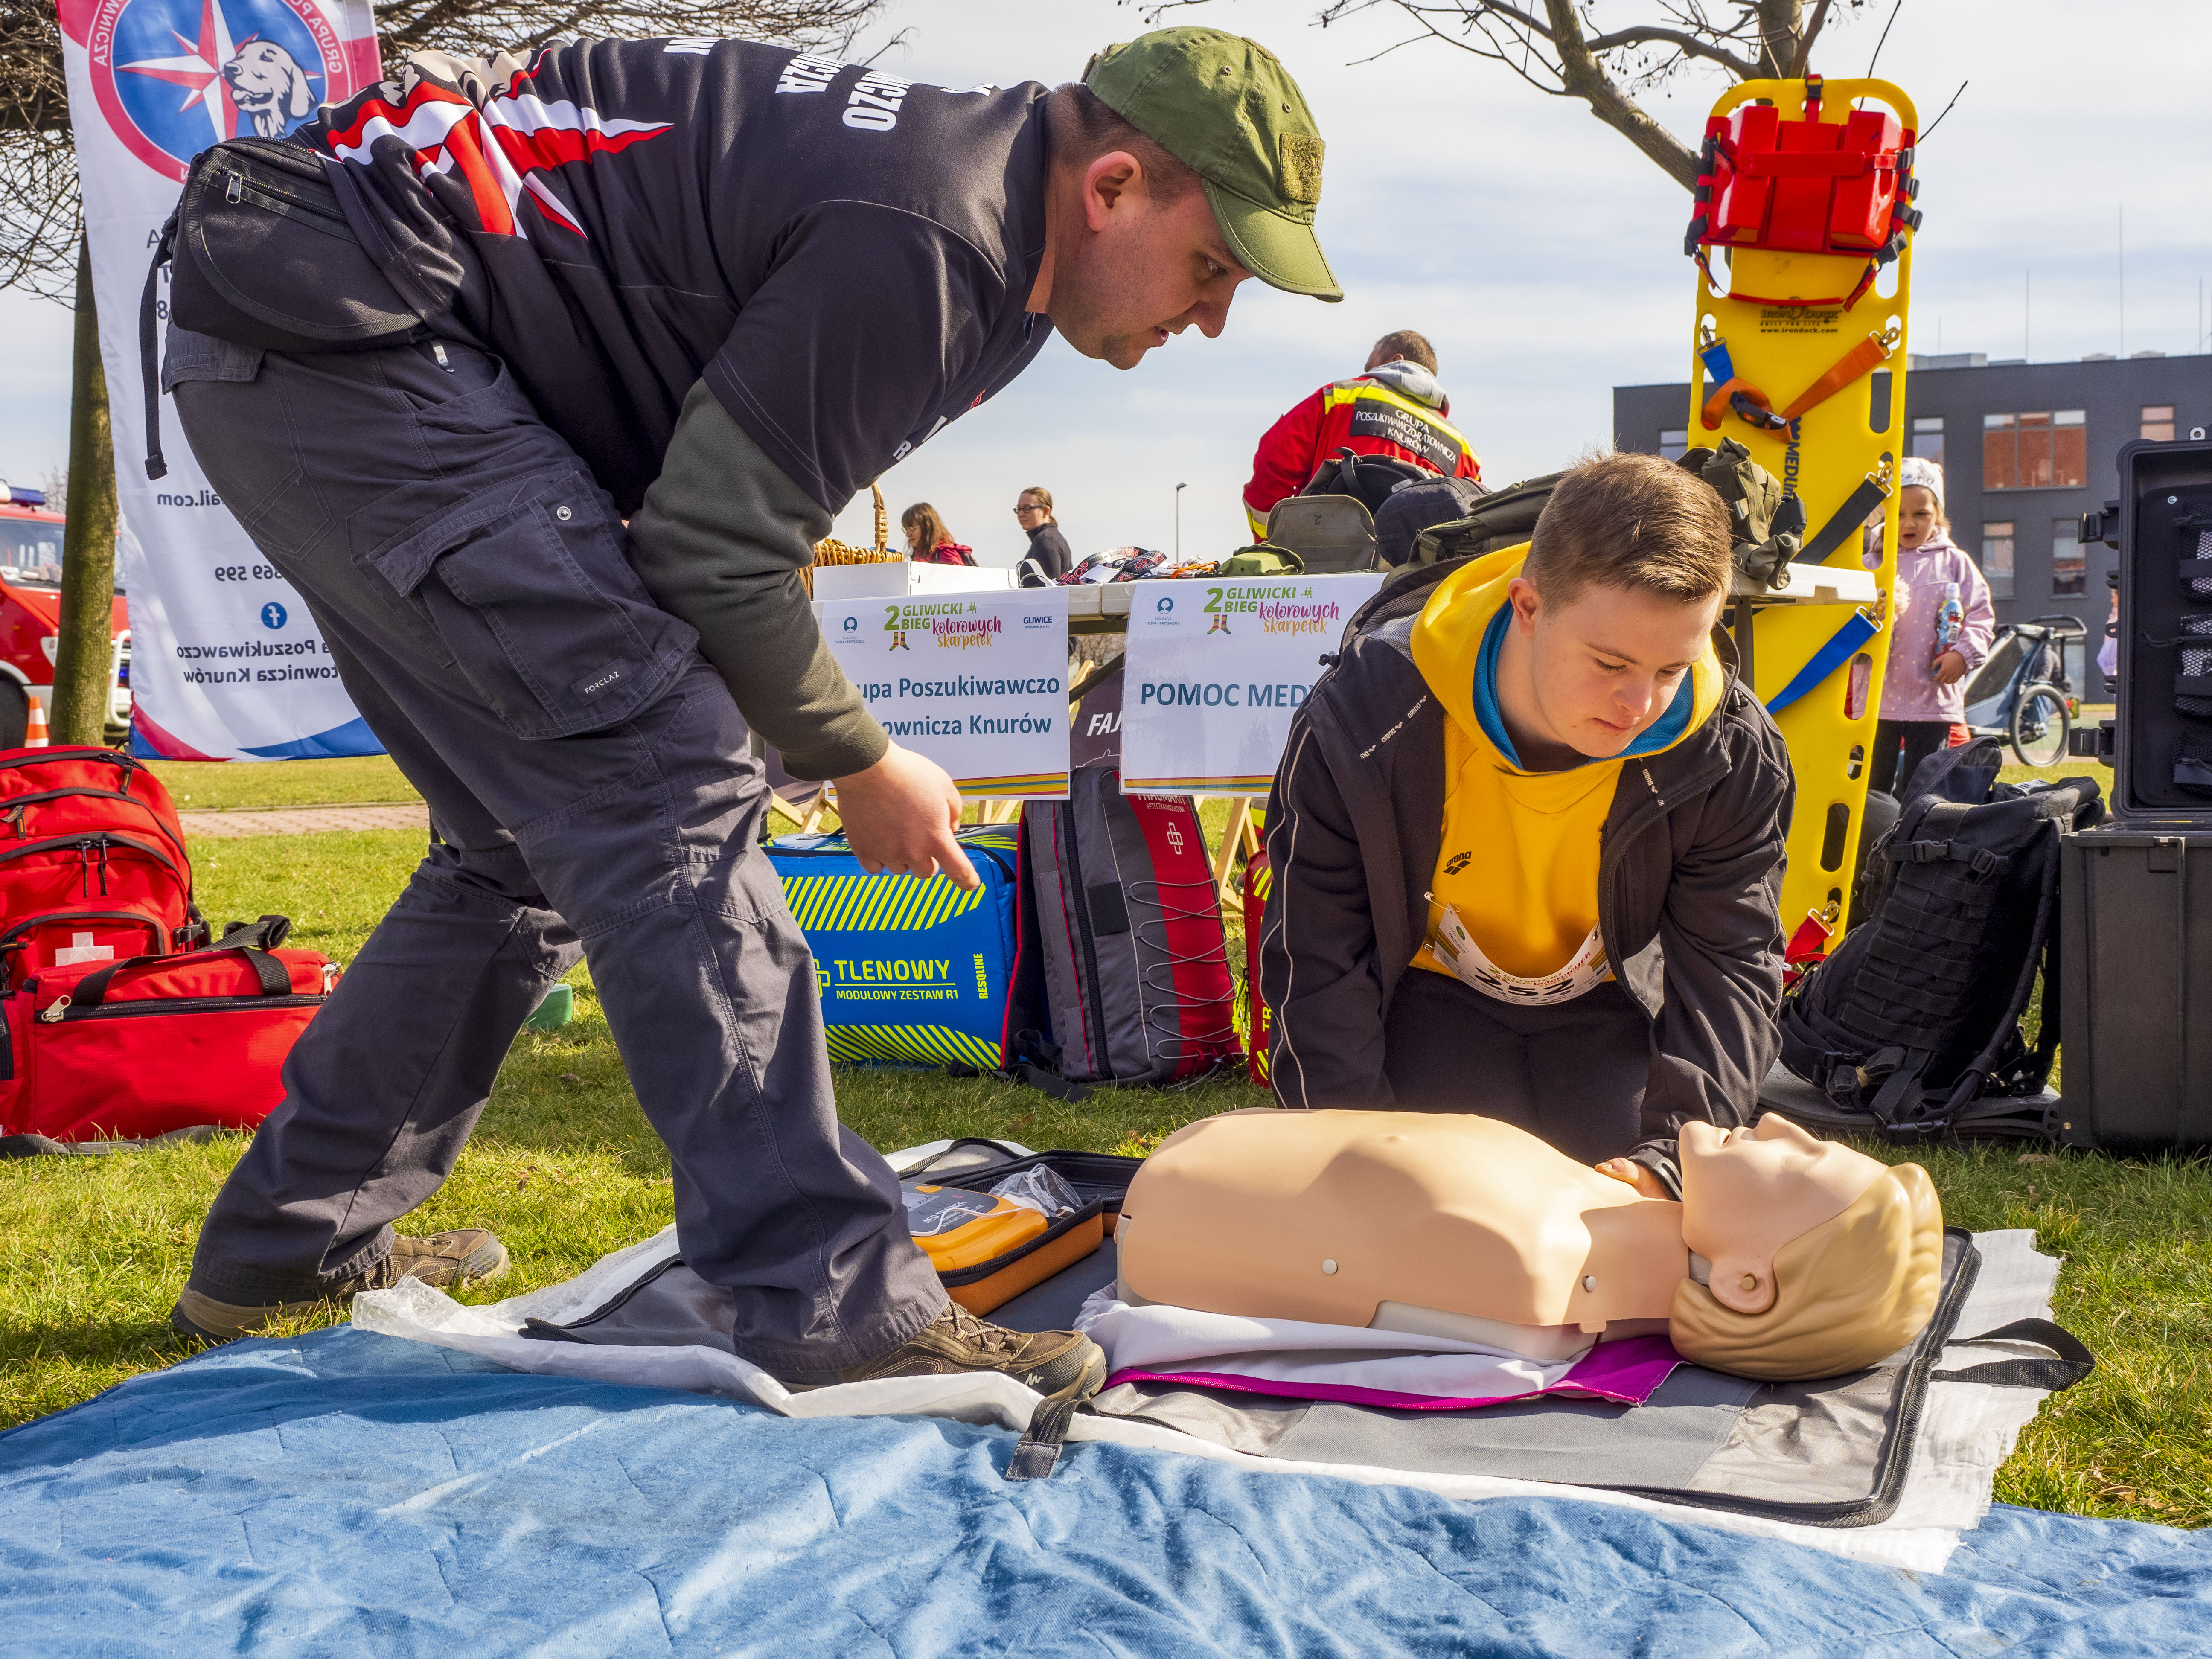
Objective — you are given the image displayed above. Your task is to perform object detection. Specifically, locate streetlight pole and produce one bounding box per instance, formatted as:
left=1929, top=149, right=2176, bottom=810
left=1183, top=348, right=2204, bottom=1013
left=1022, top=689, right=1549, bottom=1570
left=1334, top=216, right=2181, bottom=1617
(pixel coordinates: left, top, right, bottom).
left=1175, top=481, right=1187, bottom=560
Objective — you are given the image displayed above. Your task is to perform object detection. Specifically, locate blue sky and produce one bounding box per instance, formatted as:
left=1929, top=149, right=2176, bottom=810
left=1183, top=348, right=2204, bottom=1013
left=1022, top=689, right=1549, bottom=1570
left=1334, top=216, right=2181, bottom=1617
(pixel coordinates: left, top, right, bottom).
left=5, top=0, right=2208, bottom=565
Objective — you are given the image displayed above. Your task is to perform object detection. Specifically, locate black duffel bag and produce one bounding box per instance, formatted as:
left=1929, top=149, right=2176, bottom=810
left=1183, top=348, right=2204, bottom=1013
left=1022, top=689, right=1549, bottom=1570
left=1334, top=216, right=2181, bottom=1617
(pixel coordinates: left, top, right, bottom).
left=1778, top=738, right=2104, bottom=1139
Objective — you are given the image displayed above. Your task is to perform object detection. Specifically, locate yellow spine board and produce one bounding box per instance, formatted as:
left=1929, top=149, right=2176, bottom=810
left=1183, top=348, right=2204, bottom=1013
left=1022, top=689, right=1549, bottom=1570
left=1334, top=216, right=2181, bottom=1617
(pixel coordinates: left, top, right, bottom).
left=1689, top=76, right=1919, bottom=945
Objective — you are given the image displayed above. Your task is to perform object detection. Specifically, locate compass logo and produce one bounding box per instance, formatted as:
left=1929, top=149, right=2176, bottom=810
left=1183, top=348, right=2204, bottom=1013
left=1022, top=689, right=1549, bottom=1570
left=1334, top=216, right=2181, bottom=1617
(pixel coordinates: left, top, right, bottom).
left=85, top=0, right=355, bottom=182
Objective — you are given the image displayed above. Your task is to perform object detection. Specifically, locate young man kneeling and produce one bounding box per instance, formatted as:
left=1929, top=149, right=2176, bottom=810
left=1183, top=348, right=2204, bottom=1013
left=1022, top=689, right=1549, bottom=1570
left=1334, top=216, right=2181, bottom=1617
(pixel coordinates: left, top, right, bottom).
left=1259, top=451, right=1794, bottom=1196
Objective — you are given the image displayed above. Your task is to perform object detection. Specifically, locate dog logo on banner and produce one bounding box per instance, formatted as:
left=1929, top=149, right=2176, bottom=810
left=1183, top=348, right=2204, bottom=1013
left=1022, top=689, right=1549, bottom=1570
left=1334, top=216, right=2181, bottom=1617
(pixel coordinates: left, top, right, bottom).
left=87, top=0, right=347, bottom=180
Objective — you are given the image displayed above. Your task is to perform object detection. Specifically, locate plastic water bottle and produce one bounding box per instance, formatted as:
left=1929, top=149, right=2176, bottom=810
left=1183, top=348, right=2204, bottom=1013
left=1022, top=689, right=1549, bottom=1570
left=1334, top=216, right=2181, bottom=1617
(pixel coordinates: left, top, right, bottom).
left=1932, top=580, right=1963, bottom=674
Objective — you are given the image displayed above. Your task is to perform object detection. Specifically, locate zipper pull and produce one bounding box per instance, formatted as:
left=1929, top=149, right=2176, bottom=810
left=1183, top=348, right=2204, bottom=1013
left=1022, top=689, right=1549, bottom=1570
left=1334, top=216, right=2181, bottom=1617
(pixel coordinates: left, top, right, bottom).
left=432, top=341, right=454, bottom=373
left=321, top=962, right=339, bottom=994
left=226, top=173, right=242, bottom=204
left=95, top=839, right=111, bottom=896
left=40, top=995, right=69, bottom=1024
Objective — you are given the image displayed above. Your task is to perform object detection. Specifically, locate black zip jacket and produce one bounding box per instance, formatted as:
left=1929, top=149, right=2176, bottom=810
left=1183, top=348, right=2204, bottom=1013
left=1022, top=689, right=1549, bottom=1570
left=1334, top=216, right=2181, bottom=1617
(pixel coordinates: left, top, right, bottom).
left=1258, top=561, right=1796, bottom=1191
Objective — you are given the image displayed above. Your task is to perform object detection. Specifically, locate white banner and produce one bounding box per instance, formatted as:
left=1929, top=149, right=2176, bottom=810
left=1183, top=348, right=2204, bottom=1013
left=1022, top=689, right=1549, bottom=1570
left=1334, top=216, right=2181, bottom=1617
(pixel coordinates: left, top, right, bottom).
left=817, top=588, right=1071, bottom=798
left=1121, top=573, right=1385, bottom=794
left=60, top=0, right=384, bottom=759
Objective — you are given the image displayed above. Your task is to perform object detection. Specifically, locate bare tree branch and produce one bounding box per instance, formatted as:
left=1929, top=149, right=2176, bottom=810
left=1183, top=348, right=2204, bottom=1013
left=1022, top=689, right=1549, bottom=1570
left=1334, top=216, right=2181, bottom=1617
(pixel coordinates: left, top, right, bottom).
left=1296, top=1, right=1877, bottom=193
left=0, top=0, right=888, bottom=304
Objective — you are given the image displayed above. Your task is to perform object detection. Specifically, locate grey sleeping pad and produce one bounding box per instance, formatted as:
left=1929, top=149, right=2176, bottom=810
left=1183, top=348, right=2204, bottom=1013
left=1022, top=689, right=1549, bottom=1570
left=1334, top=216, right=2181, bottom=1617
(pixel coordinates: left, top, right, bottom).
left=1084, top=1229, right=2092, bottom=1528
left=1679, top=439, right=1805, bottom=591
left=1264, top=494, right=1377, bottom=574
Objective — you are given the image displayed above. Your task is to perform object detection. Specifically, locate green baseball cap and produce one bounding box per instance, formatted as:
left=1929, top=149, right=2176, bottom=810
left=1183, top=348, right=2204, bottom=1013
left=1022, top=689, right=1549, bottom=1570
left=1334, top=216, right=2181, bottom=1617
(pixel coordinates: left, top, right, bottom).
left=1084, top=27, right=1342, bottom=303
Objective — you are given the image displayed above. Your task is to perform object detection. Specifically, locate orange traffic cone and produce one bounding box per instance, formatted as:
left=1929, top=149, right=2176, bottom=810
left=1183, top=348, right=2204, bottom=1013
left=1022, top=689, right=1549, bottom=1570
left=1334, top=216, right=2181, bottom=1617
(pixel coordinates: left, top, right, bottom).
left=23, top=694, right=49, bottom=749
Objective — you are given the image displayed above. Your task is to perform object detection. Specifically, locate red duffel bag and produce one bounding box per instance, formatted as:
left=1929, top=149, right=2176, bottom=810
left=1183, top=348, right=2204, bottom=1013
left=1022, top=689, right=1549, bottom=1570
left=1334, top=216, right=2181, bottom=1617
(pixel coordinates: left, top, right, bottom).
left=0, top=940, right=337, bottom=1142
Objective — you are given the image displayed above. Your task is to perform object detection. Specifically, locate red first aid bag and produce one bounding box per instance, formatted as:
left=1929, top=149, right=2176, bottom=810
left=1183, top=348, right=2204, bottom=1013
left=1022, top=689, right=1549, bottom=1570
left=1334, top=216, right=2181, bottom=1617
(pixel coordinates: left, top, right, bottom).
left=0, top=746, right=207, bottom=987
left=0, top=943, right=336, bottom=1142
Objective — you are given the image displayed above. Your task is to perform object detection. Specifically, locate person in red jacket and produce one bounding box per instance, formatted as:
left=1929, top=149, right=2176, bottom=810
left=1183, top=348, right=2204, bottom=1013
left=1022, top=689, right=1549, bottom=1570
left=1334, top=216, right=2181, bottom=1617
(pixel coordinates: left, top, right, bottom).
left=1243, top=329, right=1480, bottom=538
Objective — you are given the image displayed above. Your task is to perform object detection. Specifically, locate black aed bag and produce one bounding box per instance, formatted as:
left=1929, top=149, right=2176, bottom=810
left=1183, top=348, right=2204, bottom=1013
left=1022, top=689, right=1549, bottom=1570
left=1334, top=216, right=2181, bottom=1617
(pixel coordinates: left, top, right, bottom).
left=142, top=136, right=426, bottom=478
left=1778, top=739, right=2103, bottom=1136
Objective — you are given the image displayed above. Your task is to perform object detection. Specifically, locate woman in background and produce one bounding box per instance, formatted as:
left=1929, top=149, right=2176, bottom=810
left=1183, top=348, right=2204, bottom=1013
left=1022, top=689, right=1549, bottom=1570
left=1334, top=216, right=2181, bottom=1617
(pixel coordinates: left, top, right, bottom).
left=1014, top=486, right=1072, bottom=584
left=902, top=503, right=974, bottom=566
left=1866, top=457, right=1995, bottom=797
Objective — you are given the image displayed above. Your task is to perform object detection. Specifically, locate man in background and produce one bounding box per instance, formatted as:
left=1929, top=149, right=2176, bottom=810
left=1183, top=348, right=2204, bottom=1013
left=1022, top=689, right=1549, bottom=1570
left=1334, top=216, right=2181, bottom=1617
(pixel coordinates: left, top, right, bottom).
left=1014, top=486, right=1072, bottom=583
left=1242, top=329, right=1479, bottom=538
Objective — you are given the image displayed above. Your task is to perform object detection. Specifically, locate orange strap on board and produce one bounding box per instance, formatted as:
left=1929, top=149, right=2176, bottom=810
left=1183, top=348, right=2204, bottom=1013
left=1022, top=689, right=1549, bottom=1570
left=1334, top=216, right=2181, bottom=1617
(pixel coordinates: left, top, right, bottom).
left=1779, top=325, right=1903, bottom=423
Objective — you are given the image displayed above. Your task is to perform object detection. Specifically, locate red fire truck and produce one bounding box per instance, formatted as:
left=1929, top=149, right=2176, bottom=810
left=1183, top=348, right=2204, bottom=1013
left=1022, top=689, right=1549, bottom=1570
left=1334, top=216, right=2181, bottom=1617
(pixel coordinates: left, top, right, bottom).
left=0, top=486, right=130, bottom=745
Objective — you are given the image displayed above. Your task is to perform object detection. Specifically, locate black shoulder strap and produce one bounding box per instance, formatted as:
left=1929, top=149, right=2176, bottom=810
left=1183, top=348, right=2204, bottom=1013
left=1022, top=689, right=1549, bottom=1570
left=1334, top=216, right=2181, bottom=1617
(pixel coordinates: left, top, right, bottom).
left=1930, top=1318, right=2095, bottom=1392
left=142, top=214, right=177, bottom=482
left=73, top=943, right=291, bottom=1009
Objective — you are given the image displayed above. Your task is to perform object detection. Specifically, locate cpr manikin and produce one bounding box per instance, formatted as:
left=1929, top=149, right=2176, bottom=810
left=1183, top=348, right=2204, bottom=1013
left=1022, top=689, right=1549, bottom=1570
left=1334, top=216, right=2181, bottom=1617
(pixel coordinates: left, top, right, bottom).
left=1116, top=1110, right=1943, bottom=1380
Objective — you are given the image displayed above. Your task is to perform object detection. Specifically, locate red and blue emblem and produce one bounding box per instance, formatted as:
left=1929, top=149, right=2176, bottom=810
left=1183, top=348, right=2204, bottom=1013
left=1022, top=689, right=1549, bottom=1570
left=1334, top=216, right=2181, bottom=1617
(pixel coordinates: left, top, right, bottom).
left=84, top=0, right=367, bottom=182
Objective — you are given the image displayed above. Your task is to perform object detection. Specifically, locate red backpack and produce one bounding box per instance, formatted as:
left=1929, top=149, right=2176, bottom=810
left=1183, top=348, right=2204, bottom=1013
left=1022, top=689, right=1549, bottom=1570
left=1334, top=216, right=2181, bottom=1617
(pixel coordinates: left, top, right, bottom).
left=0, top=746, right=207, bottom=992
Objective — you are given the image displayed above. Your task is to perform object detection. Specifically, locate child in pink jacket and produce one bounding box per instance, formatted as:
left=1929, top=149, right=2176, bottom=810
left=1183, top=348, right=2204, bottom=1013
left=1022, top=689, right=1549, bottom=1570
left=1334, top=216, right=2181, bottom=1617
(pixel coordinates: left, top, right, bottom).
left=1864, top=457, right=1996, bottom=796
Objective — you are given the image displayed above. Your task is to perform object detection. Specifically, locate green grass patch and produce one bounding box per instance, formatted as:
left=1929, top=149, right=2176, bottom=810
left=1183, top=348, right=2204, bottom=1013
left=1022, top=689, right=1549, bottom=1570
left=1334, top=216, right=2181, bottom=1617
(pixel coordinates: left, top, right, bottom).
left=4, top=811, right=2204, bottom=1532
left=147, top=755, right=422, bottom=812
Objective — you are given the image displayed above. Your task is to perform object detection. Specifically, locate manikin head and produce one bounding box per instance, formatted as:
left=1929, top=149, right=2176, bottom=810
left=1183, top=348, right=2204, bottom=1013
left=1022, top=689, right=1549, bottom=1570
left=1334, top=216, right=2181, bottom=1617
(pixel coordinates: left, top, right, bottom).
left=1034, top=30, right=1339, bottom=369
left=1499, top=453, right=1732, bottom=765
left=1670, top=1115, right=1944, bottom=1380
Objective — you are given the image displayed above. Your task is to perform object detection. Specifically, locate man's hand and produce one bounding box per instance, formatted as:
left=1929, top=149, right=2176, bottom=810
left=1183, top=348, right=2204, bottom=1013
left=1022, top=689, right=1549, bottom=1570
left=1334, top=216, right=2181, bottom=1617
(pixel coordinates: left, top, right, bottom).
left=1931, top=649, right=1968, bottom=686
left=831, top=744, right=980, bottom=890
left=1594, top=1157, right=1671, bottom=1199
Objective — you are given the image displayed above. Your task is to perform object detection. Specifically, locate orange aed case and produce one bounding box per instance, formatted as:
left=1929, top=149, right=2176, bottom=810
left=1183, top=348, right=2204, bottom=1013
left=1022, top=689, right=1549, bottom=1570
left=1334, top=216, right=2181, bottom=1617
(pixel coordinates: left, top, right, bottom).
left=900, top=1178, right=1109, bottom=1316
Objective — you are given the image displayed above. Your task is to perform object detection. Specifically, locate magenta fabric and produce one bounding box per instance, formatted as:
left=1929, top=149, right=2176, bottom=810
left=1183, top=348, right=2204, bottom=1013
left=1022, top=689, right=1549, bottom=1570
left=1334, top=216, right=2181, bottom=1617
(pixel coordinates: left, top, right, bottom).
left=1105, top=1333, right=1685, bottom=1414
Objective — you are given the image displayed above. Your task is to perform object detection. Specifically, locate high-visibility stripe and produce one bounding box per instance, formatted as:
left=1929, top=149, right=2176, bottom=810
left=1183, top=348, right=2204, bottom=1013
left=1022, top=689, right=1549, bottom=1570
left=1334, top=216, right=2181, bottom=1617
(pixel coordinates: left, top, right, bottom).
left=780, top=870, right=986, bottom=933
left=824, top=1023, right=1003, bottom=1068
left=1318, top=381, right=1473, bottom=454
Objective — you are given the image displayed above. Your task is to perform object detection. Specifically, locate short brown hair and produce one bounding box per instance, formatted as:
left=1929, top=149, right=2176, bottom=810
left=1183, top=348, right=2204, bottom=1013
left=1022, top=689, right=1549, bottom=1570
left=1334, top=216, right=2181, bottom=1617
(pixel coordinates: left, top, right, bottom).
left=1369, top=330, right=1437, bottom=374
left=1524, top=452, right=1732, bottom=610
left=1044, top=84, right=1205, bottom=204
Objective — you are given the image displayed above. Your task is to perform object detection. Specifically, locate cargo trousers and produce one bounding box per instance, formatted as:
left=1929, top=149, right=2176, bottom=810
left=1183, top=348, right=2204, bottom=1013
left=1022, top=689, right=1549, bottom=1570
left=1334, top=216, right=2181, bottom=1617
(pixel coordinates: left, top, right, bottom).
left=163, top=326, right=945, bottom=1378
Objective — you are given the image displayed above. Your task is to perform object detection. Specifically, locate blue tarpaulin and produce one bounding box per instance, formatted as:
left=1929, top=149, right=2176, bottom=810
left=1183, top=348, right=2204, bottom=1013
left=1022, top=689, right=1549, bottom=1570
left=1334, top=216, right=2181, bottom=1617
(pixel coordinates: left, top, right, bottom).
left=2, top=1327, right=2207, bottom=1656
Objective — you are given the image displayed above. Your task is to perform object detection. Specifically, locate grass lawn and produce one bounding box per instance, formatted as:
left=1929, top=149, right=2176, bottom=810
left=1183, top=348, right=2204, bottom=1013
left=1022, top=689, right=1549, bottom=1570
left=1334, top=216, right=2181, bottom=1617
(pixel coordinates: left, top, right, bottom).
left=5, top=752, right=2206, bottom=1532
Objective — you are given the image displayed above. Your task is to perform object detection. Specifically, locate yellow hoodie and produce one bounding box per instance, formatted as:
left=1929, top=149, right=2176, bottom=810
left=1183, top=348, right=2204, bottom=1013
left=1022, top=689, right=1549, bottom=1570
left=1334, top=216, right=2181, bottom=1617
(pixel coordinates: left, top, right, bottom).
left=1407, top=549, right=1724, bottom=997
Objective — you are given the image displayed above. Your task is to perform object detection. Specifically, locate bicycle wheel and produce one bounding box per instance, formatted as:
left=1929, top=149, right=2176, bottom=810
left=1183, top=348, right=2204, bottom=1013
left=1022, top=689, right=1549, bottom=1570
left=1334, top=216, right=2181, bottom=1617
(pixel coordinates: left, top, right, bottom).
left=2010, top=683, right=2070, bottom=768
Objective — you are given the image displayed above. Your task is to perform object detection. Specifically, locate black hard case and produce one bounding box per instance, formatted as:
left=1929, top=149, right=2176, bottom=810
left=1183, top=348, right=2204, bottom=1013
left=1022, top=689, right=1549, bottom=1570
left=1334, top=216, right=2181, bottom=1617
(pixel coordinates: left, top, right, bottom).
left=2058, top=826, right=2212, bottom=1151
left=2108, top=437, right=2212, bottom=819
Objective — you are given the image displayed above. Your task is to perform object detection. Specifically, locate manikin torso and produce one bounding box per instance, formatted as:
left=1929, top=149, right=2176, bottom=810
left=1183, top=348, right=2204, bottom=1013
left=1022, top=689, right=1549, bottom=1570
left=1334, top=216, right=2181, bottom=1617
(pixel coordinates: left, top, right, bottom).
left=1118, top=1111, right=1688, bottom=1355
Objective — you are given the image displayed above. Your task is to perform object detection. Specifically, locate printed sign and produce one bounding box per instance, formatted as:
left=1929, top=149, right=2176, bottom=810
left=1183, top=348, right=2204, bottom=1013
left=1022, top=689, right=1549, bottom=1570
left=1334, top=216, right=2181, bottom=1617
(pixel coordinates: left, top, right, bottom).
left=817, top=588, right=1071, bottom=798
left=1120, top=573, right=1385, bottom=794
left=59, top=0, right=384, bottom=759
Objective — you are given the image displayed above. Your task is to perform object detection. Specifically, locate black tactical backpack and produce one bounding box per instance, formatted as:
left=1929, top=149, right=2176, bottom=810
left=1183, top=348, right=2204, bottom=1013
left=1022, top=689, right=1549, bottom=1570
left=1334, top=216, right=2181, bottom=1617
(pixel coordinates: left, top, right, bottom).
left=1778, top=739, right=2104, bottom=1138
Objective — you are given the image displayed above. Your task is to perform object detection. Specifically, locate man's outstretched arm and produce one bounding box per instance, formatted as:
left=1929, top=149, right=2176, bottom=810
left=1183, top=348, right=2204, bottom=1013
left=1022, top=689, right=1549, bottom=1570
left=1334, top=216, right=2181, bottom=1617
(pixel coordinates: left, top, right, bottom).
left=629, top=384, right=975, bottom=886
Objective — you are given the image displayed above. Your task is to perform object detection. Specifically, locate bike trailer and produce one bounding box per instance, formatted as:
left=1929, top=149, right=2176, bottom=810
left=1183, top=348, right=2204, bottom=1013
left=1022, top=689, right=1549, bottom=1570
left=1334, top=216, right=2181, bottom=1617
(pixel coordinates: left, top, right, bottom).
left=0, top=937, right=337, bottom=1143
left=0, top=747, right=208, bottom=989
left=764, top=825, right=1019, bottom=1071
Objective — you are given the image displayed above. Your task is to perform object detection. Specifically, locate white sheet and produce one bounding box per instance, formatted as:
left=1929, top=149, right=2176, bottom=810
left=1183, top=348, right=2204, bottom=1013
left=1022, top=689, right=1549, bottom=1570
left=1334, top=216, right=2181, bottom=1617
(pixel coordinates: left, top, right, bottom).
left=350, top=1226, right=2064, bottom=1575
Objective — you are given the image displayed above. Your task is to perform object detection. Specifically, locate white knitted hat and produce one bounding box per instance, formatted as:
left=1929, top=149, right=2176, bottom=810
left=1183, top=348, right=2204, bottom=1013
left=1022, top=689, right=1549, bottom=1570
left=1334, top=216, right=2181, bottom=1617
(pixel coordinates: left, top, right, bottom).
left=1899, top=455, right=1944, bottom=510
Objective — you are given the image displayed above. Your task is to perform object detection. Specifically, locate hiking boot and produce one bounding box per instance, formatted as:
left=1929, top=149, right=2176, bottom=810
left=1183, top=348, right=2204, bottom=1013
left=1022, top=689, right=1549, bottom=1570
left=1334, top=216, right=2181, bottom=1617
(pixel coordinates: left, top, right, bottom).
left=169, top=1229, right=510, bottom=1343
left=829, top=1301, right=1107, bottom=1400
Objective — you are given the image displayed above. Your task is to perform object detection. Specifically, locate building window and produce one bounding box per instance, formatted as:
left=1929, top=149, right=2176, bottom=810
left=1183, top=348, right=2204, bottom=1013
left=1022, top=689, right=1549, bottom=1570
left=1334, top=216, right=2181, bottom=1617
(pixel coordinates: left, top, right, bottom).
left=2051, top=518, right=2085, bottom=596
left=1984, top=409, right=2087, bottom=490
left=1910, top=416, right=1944, bottom=467
left=1659, top=428, right=1689, bottom=462
left=1981, top=521, right=2016, bottom=600
left=2143, top=404, right=2177, bottom=442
